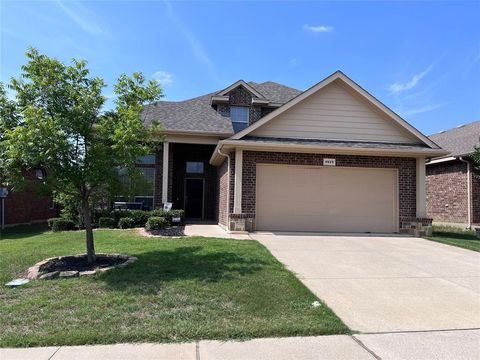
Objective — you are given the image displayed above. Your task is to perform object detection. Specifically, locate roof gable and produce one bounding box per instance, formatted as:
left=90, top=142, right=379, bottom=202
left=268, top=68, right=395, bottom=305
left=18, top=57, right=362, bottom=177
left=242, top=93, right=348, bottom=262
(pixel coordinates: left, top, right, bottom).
left=232, top=71, right=440, bottom=149
left=216, top=80, right=265, bottom=99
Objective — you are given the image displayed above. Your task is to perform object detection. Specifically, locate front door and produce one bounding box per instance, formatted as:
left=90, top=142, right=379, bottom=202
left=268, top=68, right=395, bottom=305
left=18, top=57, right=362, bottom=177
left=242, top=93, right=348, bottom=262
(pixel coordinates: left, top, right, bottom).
left=185, top=178, right=204, bottom=219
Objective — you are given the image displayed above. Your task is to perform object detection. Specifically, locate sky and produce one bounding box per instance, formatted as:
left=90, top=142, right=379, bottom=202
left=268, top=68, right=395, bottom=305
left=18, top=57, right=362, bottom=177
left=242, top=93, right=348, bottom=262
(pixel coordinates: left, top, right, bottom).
left=1, top=0, right=479, bottom=136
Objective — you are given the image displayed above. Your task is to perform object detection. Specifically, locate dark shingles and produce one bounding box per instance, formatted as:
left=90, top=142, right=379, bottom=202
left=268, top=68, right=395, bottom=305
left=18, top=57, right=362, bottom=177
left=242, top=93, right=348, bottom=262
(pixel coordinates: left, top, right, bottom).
left=241, top=136, right=432, bottom=151
left=429, top=121, right=480, bottom=157
left=142, top=81, right=301, bottom=134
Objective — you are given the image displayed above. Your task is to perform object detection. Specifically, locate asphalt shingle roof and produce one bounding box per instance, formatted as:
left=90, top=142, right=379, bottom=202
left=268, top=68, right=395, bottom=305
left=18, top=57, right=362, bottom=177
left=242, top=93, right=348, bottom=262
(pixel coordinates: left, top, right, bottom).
left=142, top=81, right=301, bottom=135
left=428, top=121, right=480, bottom=157
left=242, top=136, right=432, bottom=151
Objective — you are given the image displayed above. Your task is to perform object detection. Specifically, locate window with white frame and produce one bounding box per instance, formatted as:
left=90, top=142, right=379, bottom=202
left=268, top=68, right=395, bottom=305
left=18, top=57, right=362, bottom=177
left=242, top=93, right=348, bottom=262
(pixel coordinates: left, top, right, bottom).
left=230, top=106, right=249, bottom=132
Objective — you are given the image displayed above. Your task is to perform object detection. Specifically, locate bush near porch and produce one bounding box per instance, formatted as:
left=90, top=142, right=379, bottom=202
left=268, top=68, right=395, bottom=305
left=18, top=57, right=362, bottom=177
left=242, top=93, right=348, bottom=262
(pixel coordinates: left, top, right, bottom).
left=48, top=209, right=185, bottom=232
left=0, top=226, right=349, bottom=347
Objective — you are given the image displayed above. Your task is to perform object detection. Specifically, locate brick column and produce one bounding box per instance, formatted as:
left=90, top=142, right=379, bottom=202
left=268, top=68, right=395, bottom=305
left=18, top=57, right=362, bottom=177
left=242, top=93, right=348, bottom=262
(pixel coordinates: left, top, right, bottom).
left=162, top=142, right=169, bottom=204
left=416, top=157, right=426, bottom=218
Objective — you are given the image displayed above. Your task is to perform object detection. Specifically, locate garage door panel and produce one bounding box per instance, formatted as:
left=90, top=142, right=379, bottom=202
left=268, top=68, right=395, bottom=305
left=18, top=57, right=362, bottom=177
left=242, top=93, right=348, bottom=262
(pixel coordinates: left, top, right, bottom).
left=256, top=165, right=397, bottom=233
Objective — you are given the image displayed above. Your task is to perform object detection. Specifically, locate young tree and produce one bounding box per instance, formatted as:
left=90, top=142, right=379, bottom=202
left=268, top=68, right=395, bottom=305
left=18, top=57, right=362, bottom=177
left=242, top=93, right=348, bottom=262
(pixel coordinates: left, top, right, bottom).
left=472, top=146, right=480, bottom=173
left=0, top=48, right=163, bottom=263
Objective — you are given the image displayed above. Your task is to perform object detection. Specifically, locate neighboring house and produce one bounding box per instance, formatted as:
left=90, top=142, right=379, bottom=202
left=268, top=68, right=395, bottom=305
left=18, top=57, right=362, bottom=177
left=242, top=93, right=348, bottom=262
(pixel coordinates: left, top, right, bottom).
left=138, top=71, right=446, bottom=233
left=426, top=121, right=480, bottom=228
left=0, top=185, right=57, bottom=227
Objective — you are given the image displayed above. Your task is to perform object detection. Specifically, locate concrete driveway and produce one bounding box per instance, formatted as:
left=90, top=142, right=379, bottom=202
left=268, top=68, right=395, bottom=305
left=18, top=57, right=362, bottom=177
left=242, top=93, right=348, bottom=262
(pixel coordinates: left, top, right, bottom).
left=250, top=233, right=480, bottom=333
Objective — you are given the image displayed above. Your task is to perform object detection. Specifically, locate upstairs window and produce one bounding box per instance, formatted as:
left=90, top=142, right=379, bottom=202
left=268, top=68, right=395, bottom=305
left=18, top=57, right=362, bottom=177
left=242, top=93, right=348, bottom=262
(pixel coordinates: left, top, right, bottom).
left=231, top=106, right=249, bottom=132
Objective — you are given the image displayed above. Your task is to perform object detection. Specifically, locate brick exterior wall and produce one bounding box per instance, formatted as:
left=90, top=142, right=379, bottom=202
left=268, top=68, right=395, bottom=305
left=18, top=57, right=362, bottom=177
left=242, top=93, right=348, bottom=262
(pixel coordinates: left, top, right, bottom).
left=232, top=151, right=417, bottom=228
left=473, top=172, right=480, bottom=224
left=3, top=189, right=57, bottom=225
left=153, top=146, right=164, bottom=208
left=426, top=160, right=469, bottom=223
left=216, top=86, right=268, bottom=127
left=217, top=159, right=229, bottom=226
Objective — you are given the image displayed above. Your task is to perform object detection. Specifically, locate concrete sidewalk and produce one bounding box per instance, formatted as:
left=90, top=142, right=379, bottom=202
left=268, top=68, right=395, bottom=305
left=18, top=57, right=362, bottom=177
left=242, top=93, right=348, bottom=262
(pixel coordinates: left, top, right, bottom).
left=2, top=330, right=479, bottom=360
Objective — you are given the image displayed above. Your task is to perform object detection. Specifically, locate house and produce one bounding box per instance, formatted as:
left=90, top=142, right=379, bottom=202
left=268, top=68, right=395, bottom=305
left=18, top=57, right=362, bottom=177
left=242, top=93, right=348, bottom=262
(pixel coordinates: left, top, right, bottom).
left=138, top=71, right=446, bottom=233
left=0, top=185, right=57, bottom=227
left=426, top=121, right=480, bottom=228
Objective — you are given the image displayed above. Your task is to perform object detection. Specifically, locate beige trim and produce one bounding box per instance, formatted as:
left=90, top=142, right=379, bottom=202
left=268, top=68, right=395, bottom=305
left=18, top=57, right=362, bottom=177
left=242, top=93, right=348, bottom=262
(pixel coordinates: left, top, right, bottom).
left=255, top=164, right=399, bottom=233
left=233, top=148, right=243, bottom=213
left=230, top=71, right=439, bottom=150
left=210, top=139, right=448, bottom=166
left=426, top=156, right=456, bottom=165
left=459, top=157, right=472, bottom=228
left=416, top=157, right=426, bottom=218
left=162, top=142, right=169, bottom=203
left=217, top=80, right=265, bottom=99
left=165, top=134, right=222, bottom=145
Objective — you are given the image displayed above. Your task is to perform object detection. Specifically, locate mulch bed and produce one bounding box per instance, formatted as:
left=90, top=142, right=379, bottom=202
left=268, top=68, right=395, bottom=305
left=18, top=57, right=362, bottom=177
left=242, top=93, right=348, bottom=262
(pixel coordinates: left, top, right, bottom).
left=39, top=254, right=129, bottom=273
left=144, top=226, right=185, bottom=237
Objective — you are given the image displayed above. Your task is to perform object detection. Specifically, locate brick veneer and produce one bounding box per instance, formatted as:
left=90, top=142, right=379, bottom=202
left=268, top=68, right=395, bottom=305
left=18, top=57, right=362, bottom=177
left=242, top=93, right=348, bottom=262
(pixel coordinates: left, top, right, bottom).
left=241, top=151, right=417, bottom=222
left=473, top=172, right=480, bottom=224
left=426, top=160, right=469, bottom=223
left=3, top=189, right=57, bottom=225
left=216, top=86, right=267, bottom=126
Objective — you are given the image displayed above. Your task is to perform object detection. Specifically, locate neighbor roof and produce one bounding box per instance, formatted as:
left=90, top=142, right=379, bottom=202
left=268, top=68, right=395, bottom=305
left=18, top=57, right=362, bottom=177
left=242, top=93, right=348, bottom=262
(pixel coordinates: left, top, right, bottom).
left=429, top=121, right=480, bottom=158
left=142, top=81, right=301, bottom=135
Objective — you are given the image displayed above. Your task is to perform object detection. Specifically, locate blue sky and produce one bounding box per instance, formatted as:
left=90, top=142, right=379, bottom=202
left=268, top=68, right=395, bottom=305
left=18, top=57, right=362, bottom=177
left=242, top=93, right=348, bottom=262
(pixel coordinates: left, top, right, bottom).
left=1, top=1, right=479, bottom=135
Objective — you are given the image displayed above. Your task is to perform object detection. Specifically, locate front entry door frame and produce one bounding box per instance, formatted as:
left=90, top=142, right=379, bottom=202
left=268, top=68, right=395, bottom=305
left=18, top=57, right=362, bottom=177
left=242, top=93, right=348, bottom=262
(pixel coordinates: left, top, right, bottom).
left=184, top=178, right=205, bottom=219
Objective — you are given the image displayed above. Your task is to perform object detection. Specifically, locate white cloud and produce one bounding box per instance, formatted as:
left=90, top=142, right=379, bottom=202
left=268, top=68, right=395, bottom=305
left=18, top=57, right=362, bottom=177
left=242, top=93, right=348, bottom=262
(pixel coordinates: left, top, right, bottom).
left=388, top=65, right=434, bottom=94
left=303, top=24, right=333, bottom=33
left=401, top=102, right=448, bottom=116
left=289, top=58, right=301, bottom=66
left=153, top=70, right=173, bottom=86
left=55, top=0, right=104, bottom=36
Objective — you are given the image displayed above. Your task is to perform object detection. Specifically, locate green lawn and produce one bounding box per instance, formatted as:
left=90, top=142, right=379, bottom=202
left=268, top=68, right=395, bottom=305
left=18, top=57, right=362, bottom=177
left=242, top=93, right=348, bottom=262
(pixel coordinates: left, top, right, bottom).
left=426, top=226, right=480, bottom=252
left=0, top=225, right=348, bottom=347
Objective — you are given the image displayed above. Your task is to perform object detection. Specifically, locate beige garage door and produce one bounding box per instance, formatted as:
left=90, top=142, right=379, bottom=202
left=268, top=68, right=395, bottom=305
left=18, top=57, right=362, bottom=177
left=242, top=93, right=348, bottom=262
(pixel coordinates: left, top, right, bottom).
left=256, top=164, right=398, bottom=233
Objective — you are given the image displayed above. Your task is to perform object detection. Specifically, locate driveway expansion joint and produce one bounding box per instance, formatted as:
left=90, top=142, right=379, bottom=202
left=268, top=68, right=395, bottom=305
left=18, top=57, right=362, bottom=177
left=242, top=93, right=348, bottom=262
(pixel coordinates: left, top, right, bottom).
left=350, top=335, right=381, bottom=359
left=358, top=327, right=480, bottom=335
left=196, top=341, right=200, bottom=360
left=47, top=346, right=61, bottom=360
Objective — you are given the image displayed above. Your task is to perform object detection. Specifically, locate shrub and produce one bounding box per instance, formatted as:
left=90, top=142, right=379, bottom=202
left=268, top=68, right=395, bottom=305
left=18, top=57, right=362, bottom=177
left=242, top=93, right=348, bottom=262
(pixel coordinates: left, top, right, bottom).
left=150, top=209, right=166, bottom=218
left=48, top=218, right=76, bottom=232
left=118, top=217, right=135, bottom=229
left=145, top=216, right=168, bottom=231
left=167, top=209, right=185, bottom=225
left=128, top=210, right=150, bottom=227
left=93, top=209, right=112, bottom=223
left=98, top=217, right=115, bottom=228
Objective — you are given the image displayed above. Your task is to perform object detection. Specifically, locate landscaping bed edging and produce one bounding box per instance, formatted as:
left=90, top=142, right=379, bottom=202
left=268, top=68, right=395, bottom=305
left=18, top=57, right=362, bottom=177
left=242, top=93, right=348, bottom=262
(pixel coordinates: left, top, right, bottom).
left=27, top=254, right=137, bottom=280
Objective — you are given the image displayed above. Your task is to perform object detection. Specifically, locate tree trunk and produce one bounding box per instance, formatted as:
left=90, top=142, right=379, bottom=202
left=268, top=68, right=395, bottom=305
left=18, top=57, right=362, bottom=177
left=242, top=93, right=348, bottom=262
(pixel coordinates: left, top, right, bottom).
left=82, top=198, right=96, bottom=264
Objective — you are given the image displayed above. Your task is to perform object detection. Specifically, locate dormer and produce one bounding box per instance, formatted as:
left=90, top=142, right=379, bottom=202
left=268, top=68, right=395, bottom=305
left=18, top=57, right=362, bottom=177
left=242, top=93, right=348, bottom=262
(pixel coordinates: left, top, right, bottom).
left=211, top=80, right=279, bottom=132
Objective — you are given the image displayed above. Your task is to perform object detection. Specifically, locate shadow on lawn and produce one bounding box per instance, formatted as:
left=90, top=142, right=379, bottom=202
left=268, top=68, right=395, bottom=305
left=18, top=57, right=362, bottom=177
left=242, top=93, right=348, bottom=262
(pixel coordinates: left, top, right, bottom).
left=0, top=223, right=49, bottom=240
left=432, top=231, right=478, bottom=241
left=100, top=245, right=267, bottom=292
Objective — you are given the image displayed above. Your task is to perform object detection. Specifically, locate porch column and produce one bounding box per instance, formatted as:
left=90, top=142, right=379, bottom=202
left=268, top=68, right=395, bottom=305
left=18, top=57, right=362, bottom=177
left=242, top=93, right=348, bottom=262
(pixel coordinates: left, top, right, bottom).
left=162, top=142, right=169, bottom=204
left=234, top=148, right=243, bottom=214
left=416, top=157, right=426, bottom=218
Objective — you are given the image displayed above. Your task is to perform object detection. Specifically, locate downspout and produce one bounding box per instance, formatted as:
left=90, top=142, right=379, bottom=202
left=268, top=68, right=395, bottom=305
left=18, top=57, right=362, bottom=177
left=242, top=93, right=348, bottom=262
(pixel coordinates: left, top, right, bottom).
left=458, top=157, right=472, bottom=229
left=217, top=147, right=231, bottom=228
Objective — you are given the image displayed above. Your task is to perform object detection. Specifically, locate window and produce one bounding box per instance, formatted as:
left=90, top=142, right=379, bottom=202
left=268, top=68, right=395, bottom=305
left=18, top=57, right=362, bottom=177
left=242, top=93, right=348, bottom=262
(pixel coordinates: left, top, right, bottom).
left=117, top=167, right=155, bottom=210
left=186, top=161, right=204, bottom=174
left=137, top=154, right=155, bottom=165
left=230, top=106, right=249, bottom=132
